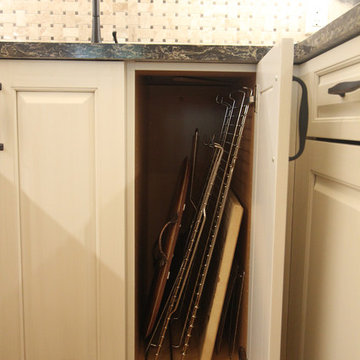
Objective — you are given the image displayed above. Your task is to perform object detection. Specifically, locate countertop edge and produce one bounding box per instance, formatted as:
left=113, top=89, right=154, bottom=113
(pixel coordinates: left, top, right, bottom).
left=294, top=3, right=360, bottom=64
left=0, top=43, right=270, bottom=64
left=0, top=4, right=359, bottom=64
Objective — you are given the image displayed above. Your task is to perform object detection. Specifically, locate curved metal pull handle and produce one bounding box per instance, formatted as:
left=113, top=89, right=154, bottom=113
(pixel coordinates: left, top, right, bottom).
left=289, top=76, right=309, bottom=161
left=328, top=81, right=360, bottom=97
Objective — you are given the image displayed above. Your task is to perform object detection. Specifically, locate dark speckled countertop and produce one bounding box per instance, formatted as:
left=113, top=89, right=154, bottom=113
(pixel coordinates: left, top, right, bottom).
left=0, top=4, right=359, bottom=64
left=0, top=43, right=270, bottom=64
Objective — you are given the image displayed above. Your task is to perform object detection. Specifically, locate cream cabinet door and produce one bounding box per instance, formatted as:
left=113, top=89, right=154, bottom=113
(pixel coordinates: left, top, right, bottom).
left=0, top=61, right=126, bottom=360
left=287, top=140, right=360, bottom=360
left=250, top=38, right=293, bottom=360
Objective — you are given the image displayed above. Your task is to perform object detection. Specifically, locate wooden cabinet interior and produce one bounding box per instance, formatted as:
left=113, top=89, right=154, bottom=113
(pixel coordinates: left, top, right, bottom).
left=134, top=70, right=255, bottom=360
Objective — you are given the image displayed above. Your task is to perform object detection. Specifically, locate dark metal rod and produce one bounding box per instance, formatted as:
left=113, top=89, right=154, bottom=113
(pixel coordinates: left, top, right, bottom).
left=92, top=0, right=101, bottom=43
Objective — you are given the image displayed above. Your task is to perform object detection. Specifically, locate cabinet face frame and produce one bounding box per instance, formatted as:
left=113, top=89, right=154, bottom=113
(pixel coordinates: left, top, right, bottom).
left=125, top=61, right=256, bottom=360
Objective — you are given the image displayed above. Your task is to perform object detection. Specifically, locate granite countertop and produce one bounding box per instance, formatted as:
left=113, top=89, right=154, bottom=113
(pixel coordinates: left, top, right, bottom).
left=0, top=4, right=359, bottom=64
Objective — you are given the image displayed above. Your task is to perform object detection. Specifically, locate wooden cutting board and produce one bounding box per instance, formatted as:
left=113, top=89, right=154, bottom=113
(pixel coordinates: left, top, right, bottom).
left=199, top=191, right=244, bottom=360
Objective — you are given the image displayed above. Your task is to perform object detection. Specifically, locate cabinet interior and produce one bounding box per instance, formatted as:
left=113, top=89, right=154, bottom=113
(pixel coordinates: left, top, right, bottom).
left=135, top=70, right=255, bottom=360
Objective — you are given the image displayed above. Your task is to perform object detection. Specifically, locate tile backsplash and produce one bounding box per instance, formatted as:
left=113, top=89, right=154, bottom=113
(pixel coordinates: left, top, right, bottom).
left=0, top=0, right=355, bottom=44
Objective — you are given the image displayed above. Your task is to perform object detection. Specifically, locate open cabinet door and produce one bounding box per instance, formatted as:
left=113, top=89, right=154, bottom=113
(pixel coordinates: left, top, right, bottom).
left=249, top=39, right=293, bottom=360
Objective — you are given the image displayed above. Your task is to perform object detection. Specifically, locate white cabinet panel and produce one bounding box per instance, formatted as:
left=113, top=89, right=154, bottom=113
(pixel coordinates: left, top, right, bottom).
left=286, top=140, right=360, bottom=360
left=250, top=38, right=293, bottom=360
left=304, top=174, right=360, bottom=360
left=18, top=91, right=97, bottom=360
left=0, top=61, right=126, bottom=360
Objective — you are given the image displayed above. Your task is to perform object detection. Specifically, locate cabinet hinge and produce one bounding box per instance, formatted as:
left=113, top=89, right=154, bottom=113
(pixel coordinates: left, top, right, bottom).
left=249, top=86, right=258, bottom=113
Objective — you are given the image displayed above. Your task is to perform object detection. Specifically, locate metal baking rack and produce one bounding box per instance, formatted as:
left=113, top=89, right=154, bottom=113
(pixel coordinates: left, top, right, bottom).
left=145, top=87, right=253, bottom=360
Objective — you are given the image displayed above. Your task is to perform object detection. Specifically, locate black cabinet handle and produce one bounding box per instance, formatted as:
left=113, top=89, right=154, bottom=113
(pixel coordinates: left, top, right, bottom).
left=112, top=31, right=118, bottom=44
left=328, top=81, right=360, bottom=97
left=289, top=76, right=309, bottom=161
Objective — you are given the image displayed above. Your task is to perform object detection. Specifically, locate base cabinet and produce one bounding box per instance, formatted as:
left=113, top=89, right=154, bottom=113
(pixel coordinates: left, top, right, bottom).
left=0, top=40, right=294, bottom=360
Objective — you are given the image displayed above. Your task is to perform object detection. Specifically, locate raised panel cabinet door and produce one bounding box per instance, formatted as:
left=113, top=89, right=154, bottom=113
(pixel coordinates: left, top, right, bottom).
left=250, top=38, right=293, bottom=360
left=0, top=60, right=126, bottom=360
left=287, top=140, right=360, bottom=360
